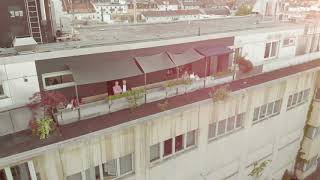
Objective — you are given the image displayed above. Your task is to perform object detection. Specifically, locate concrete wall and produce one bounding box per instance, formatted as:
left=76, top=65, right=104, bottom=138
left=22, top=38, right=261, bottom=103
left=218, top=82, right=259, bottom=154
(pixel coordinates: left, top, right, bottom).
left=0, top=61, right=39, bottom=135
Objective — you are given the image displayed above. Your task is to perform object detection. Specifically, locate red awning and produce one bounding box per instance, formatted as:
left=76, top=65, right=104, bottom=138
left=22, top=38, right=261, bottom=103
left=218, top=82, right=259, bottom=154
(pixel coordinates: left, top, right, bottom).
left=196, top=47, right=233, bottom=57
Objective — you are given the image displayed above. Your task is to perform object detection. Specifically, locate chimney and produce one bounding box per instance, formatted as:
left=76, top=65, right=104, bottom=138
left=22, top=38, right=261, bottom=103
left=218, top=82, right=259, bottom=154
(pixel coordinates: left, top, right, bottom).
left=13, top=37, right=37, bottom=53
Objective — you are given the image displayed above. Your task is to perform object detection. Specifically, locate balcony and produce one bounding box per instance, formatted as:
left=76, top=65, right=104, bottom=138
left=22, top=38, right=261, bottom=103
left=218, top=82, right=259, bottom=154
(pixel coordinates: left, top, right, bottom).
left=54, top=73, right=234, bottom=125
left=53, top=50, right=320, bottom=125
left=300, top=134, right=320, bottom=161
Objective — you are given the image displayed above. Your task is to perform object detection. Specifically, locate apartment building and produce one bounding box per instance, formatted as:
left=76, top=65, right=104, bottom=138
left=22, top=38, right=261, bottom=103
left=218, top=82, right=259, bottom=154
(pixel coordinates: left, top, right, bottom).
left=1, top=17, right=320, bottom=180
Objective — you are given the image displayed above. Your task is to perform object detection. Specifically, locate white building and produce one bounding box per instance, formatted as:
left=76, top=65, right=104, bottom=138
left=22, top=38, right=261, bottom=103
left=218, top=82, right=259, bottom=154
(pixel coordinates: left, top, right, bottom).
left=1, top=17, right=320, bottom=180
left=155, top=0, right=180, bottom=11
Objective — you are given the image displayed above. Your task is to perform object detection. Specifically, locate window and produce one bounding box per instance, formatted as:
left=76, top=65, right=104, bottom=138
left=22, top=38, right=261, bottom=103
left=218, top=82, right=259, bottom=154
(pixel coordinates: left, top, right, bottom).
left=150, top=143, right=160, bottom=162
left=217, top=119, right=226, bottom=135
left=119, top=154, right=133, bottom=175
left=253, top=107, right=259, bottom=122
left=66, top=172, right=82, bottom=180
left=85, top=167, right=99, bottom=180
left=315, top=88, right=320, bottom=100
left=287, top=89, right=310, bottom=110
left=0, top=169, right=6, bottom=180
left=283, top=37, right=295, bottom=47
left=266, top=102, right=274, bottom=116
left=10, top=163, right=31, bottom=180
left=8, top=6, right=23, bottom=18
left=236, top=113, right=244, bottom=128
left=273, top=99, right=282, bottom=114
left=163, top=138, right=173, bottom=157
left=209, top=113, right=244, bottom=140
left=175, top=135, right=184, bottom=152
left=42, top=71, right=75, bottom=90
left=227, top=116, right=235, bottom=132
left=0, top=84, right=5, bottom=99
left=259, top=104, right=267, bottom=119
left=253, top=99, right=282, bottom=123
left=264, top=41, right=279, bottom=59
left=208, top=122, right=217, bottom=139
left=103, top=159, right=117, bottom=178
left=186, top=130, right=196, bottom=147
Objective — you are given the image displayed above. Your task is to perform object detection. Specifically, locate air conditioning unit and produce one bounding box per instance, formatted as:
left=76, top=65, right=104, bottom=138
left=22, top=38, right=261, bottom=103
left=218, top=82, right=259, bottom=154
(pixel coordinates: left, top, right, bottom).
left=12, top=36, right=37, bottom=53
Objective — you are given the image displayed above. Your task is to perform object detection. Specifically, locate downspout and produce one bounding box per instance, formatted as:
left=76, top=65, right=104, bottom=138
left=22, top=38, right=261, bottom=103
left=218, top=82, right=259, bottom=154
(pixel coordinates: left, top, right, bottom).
left=39, top=0, right=47, bottom=21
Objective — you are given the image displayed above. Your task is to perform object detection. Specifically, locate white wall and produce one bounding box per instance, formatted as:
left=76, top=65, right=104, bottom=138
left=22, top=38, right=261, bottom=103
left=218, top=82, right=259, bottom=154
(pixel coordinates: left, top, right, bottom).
left=235, top=28, right=304, bottom=66
left=0, top=62, right=39, bottom=135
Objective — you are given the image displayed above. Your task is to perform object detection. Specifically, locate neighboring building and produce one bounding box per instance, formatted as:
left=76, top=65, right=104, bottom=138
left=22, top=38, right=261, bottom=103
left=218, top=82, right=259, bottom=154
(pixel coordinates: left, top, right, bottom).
left=141, top=9, right=201, bottom=22
left=0, top=0, right=55, bottom=47
left=94, top=2, right=128, bottom=15
left=61, top=0, right=97, bottom=21
left=127, top=1, right=158, bottom=12
left=154, top=0, right=180, bottom=11
left=2, top=17, right=320, bottom=180
left=182, top=1, right=203, bottom=10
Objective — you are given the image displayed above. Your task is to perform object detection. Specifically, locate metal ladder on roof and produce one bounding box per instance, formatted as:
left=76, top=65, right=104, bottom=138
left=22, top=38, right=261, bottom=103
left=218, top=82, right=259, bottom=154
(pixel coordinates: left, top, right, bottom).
left=25, top=0, right=43, bottom=43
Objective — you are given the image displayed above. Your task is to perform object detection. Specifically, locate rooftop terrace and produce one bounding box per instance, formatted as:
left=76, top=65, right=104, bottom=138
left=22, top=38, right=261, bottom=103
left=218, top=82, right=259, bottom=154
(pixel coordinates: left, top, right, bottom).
left=0, top=16, right=302, bottom=58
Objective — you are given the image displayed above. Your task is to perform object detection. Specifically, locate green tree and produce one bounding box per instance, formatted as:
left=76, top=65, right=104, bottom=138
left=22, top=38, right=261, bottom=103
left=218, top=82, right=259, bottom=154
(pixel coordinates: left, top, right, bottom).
left=235, top=5, right=252, bottom=16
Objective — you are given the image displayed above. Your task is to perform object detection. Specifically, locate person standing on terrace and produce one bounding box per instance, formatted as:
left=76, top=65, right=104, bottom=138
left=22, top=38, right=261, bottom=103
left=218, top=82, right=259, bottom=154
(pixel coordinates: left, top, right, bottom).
left=122, top=80, right=127, bottom=93
left=113, top=81, right=123, bottom=95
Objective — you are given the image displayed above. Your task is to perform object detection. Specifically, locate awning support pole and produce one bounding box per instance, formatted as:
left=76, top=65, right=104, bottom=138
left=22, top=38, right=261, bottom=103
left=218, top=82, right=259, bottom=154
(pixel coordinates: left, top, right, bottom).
left=75, top=84, right=80, bottom=121
left=144, top=73, right=147, bottom=103
left=204, top=57, right=208, bottom=88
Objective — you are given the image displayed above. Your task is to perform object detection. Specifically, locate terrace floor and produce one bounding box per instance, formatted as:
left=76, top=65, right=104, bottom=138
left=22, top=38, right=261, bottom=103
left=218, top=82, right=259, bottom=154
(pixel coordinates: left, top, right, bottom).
left=1, top=58, right=320, bottom=160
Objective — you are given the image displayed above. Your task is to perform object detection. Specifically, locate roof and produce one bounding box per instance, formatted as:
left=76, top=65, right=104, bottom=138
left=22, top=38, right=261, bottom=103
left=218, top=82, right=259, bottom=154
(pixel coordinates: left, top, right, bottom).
left=203, top=7, right=230, bottom=15
left=196, top=46, right=233, bottom=56
left=141, top=9, right=202, bottom=17
left=135, top=52, right=176, bottom=73
left=1, top=57, right=320, bottom=162
left=182, top=1, right=203, bottom=6
left=168, top=49, right=204, bottom=66
left=62, top=0, right=96, bottom=13
left=66, top=54, right=143, bottom=85
left=154, top=0, right=179, bottom=5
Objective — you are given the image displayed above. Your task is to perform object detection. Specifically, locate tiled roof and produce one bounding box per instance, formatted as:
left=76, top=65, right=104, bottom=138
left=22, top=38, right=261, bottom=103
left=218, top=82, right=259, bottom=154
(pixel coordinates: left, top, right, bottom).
left=1, top=58, right=320, bottom=160
left=154, top=0, right=180, bottom=5
left=62, top=0, right=96, bottom=13
left=142, top=9, right=202, bottom=17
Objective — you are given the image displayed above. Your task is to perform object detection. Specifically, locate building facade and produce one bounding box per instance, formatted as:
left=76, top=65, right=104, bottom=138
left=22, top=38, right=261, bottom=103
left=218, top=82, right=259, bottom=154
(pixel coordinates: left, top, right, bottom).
left=1, top=19, right=320, bottom=180
left=0, top=0, right=55, bottom=47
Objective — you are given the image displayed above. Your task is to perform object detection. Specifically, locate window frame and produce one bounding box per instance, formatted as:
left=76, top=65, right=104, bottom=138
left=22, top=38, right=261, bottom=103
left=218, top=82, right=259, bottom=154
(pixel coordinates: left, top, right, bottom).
left=42, top=70, right=75, bottom=90
left=264, top=41, right=279, bottom=60
left=253, top=99, right=282, bottom=124
left=287, top=89, right=310, bottom=110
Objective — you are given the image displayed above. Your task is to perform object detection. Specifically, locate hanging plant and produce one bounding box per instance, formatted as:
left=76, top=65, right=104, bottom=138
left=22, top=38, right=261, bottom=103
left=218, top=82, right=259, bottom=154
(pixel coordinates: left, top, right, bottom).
left=249, top=160, right=272, bottom=179
left=29, top=117, right=56, bottom=139
left=236, top=57, right=253, bottom=73
left=209, top=85, right=231, bottom=102
left=157, top=100, right=169, bottom=111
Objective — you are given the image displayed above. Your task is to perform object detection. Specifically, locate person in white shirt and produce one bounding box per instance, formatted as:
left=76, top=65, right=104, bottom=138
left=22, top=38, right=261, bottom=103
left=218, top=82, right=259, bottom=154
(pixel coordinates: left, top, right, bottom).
left=122, top=80, right=127, bottom=92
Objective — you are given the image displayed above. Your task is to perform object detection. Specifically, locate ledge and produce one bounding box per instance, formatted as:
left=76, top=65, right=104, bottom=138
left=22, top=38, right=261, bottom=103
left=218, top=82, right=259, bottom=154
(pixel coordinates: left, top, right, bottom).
left=0, top=58, right=320, bottom=164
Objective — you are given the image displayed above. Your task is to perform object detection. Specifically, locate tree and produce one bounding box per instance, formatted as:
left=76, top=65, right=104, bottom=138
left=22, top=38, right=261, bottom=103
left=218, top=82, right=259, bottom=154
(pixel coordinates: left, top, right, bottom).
left=28, top=91, right=67, bottom=118
left=235, top=5, right=252, bottom=16
left=27, top=91, right=67, bottom=139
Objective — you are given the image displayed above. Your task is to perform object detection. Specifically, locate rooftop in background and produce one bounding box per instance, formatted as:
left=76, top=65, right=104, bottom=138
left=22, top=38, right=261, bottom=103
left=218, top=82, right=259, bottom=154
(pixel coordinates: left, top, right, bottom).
left=141, top=9, right=202, bottom=17
left=0, top=16, right=303, bottom=58
left=61, top=0, right=96, bottom=13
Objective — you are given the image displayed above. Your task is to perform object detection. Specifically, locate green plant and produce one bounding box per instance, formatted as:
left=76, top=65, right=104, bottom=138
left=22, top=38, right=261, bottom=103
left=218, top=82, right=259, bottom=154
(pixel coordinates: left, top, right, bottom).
left=29, top=117, right=56, bottom=139
left=126, top=88, right=145, bottom=109
left=249, top=160, right=271, bottom=178
left=107, top=88, right=145, bottom=102
left=209, top=86, right=231, bottom=102
left=211, top=69, right=233, bottom=78
left=158, top=100, right=169, bottom=111
left=235, top=5, right=252, bottom=16
left=164, top=79, right=192, bottom=88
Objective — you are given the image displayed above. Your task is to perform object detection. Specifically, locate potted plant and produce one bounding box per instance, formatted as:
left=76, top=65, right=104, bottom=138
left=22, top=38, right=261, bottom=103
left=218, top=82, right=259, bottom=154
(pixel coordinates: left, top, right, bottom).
left=209, top=85, right=231, bottom=102
left=236, top=57, right=253, bottom=73
left=28, top=91, right=67, bottom=139
left=248, top=160, right=272, bottom=180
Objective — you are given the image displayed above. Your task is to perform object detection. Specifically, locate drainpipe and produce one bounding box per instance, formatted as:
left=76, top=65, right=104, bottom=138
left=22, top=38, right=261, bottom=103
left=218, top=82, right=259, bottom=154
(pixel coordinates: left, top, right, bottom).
left=39, top=0, right=47, bottom=22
